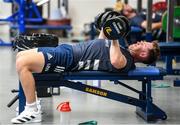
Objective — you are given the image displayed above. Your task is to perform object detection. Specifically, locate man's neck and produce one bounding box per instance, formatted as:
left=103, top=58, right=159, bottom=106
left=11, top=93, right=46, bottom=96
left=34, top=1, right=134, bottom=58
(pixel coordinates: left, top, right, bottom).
left=128, top=48, right=138, bottom=62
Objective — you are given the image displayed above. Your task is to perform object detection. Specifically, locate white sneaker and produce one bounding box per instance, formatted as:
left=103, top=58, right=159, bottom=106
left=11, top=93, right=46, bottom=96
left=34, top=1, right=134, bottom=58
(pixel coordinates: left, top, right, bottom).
left=15, top=99, right=42, bottom=116
left=11, top=106, right=42, bottom=124
left=36, top=99, right=42, bottom=113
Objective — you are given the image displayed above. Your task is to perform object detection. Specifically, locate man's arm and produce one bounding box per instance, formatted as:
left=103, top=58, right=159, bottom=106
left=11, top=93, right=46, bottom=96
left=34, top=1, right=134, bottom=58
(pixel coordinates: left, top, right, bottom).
left=141, top=21, right=162, bottom=30
left=98, top=29, right=127, bottom=69
left=110, top=40, right=127, bottom=69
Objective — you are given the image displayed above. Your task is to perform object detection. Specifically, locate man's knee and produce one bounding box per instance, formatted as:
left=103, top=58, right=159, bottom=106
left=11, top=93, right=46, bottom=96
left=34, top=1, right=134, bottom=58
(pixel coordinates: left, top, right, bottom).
left=16, top=51, right=24, bottom=59
left=16, top=57, right=28, bottom=73
left=16, top=51, right=44, bottom=73
left=16, top=48, right=38, bottom=59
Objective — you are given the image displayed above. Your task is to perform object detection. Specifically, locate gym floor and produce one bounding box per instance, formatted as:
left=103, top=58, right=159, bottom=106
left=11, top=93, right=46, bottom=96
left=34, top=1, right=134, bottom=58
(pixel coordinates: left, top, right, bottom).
left=0, top=34, right=180, bottom=125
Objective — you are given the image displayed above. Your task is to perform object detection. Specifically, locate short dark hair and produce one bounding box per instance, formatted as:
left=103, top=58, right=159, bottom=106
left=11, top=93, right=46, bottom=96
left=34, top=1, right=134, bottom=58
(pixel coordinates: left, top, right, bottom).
left=142, top=41, right=160, bottom=64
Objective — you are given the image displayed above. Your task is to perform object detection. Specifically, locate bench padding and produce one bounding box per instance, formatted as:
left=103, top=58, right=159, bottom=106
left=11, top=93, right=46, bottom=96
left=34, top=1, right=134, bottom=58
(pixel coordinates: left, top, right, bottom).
left=33, top=66, right=166, bottom=81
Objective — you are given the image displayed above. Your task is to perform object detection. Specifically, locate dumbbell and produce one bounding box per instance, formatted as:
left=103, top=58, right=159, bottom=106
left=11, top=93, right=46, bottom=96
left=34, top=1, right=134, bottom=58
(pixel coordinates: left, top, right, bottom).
left=94, top=11, right=130, bottom=40
left=103, top=16, right=130, bottom=40
left=94, top=11, right=121, bottom=30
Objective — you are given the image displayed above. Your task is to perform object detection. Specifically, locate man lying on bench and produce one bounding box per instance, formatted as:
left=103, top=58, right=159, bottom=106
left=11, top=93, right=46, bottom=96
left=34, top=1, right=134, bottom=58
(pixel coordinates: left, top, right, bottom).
left=11, top=11, right=160, bottom=124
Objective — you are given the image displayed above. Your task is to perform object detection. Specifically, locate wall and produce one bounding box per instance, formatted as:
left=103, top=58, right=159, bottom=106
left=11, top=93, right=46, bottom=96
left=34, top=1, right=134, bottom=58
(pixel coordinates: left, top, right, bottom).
left=68, top=0, right=116, bottom=34
left=0, top=2, right=11, bottom=34
left=0, top=2, right=11, bottom=18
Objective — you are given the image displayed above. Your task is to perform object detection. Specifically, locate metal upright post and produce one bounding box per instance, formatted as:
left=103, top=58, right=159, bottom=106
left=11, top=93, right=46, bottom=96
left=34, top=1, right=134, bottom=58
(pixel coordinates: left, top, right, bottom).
left=166, top=0, right=175, bottom=74
left=18, top=0, right=25, bottom=33
left=58, top=0, right=60, bottom=8
left=166, top=0, right=175, bottom=42
left=66, top=0, right=68, bottom=14
left=124, top=0, right=128, bottom=4
left=47, top=0, right=50, bottom=18
left=176, top=0, right=180, bottom=6
left=137, top=0, right=142, bottom=13
left=146, top=0, right=153, bottom=41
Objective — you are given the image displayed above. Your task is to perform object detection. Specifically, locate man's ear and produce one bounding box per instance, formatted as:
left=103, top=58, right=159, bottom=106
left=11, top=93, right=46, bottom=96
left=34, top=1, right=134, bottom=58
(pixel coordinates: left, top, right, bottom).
left=139, top=51, right=148, bottom=58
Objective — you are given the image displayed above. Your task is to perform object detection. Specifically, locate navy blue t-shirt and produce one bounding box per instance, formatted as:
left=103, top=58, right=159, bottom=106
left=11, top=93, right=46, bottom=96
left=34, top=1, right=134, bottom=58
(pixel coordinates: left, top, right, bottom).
left=71, top=39, right=135, bottom=72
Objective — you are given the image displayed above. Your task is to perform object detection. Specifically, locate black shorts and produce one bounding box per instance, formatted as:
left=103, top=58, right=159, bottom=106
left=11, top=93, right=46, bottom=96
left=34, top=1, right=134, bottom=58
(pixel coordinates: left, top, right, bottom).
left=38, top=44, right=74, bottom=73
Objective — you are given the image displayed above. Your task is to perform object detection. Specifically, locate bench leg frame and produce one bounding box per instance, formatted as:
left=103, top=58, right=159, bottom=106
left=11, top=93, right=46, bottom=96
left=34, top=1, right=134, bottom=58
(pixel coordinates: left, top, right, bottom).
left=18, top=78, right=167, bottom=121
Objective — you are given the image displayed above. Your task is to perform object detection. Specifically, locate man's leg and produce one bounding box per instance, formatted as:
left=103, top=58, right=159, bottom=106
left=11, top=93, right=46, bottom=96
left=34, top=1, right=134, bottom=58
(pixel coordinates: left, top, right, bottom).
left=16, top=49, right=44, bottom=103
left=11, top=49, right=45, bottom=124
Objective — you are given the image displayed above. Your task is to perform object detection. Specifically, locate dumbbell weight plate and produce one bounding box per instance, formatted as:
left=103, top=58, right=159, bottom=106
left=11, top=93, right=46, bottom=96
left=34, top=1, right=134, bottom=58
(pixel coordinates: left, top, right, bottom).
left=103, top=17, right=126, bottom=40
